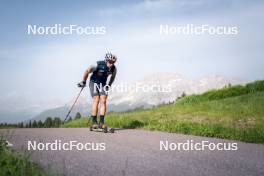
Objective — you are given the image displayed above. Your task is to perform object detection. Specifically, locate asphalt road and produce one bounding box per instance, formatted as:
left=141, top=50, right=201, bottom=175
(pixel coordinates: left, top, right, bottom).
left=1, top=128, right=264, bottom=176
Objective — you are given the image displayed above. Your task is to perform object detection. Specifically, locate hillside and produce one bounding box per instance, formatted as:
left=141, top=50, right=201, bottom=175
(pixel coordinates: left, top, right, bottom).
left=63, top=80, right=264, bottom=143
left=29, top=73, right=245, bottom=122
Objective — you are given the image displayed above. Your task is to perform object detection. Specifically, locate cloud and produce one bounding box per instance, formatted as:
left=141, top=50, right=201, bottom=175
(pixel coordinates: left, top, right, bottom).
left=97, top=0, right=263, bottom=19
left=0, top=0, right=263, bottom=110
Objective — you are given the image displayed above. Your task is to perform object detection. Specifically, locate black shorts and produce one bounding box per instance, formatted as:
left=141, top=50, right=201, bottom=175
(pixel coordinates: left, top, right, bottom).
left=89, top=81, right=108, bottom=97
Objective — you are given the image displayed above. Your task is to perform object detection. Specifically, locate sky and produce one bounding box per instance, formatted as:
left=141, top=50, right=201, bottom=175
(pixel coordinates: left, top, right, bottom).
left=0, top=0, right=264, bottom=109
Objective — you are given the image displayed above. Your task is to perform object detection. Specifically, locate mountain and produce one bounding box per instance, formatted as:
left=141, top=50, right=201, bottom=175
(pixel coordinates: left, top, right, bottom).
left=31, top=97, right=91, bottom=122
left=108, top=73, right=246, bottom=107
left=0, top=95, right=63, bottom=123
left=29, top=73, right=247, bottom=122
left=0, top=110, right=35, bottom=124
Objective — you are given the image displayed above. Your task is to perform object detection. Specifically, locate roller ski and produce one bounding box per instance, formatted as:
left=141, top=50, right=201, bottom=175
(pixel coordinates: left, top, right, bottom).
left=90, top=123, right=115, bottom=133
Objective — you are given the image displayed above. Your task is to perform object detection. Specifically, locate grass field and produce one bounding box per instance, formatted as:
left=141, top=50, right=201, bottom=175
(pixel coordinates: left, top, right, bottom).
left=0, top=137, right=47, bottom=176
left=62, top=80, right=264, bottom=143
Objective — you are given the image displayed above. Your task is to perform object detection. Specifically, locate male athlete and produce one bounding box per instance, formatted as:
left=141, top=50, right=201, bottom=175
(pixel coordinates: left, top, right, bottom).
left=78, top=53, right=117, bottom=129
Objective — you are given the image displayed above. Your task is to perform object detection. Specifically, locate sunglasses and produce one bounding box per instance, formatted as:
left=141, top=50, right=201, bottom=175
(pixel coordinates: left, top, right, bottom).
left=107, top=60, right=115, bottom=64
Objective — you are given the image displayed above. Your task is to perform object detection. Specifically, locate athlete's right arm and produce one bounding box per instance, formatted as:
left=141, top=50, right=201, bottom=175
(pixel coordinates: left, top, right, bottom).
left=82, top=64, right=97, bottom=82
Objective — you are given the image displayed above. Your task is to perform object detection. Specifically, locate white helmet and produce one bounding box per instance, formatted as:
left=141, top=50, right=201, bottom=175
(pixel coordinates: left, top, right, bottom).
left=105, top=52, right=117, bottom=63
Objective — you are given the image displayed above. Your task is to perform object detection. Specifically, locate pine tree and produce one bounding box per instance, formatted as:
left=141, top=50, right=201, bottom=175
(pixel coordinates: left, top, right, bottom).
left=44, top=117, right=53, bottom=128
left=74, top=112, right=81, bottom=120
left=53, top=117, right=62, bottom=127
left=37, top=120, right=43, bottom=128
left=67, top=117, right=72, bottom=122
left=28, top=121, right=32, bottom=128
left=32, top=120, right=37, bottom=128
left=19, top=122, right=23, bottom=128
left=181, top=91, right=186, bottom=98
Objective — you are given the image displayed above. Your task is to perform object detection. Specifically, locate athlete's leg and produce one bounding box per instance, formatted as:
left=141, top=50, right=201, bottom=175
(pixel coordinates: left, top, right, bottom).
left=92, top=96, right=100, bottom=115
left=91, top=96, right=99, bottom=124
left=89, top=81, right=100, bottom=125
left=99, top=95, right=107, bottom=125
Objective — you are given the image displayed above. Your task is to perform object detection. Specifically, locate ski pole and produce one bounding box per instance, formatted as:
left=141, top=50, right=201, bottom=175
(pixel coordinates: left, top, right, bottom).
left=63, top=87, right=84, bottom=123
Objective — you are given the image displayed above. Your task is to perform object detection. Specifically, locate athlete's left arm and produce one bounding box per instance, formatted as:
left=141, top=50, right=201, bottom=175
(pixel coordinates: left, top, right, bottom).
left=108, top=68, right=117, bottom=86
